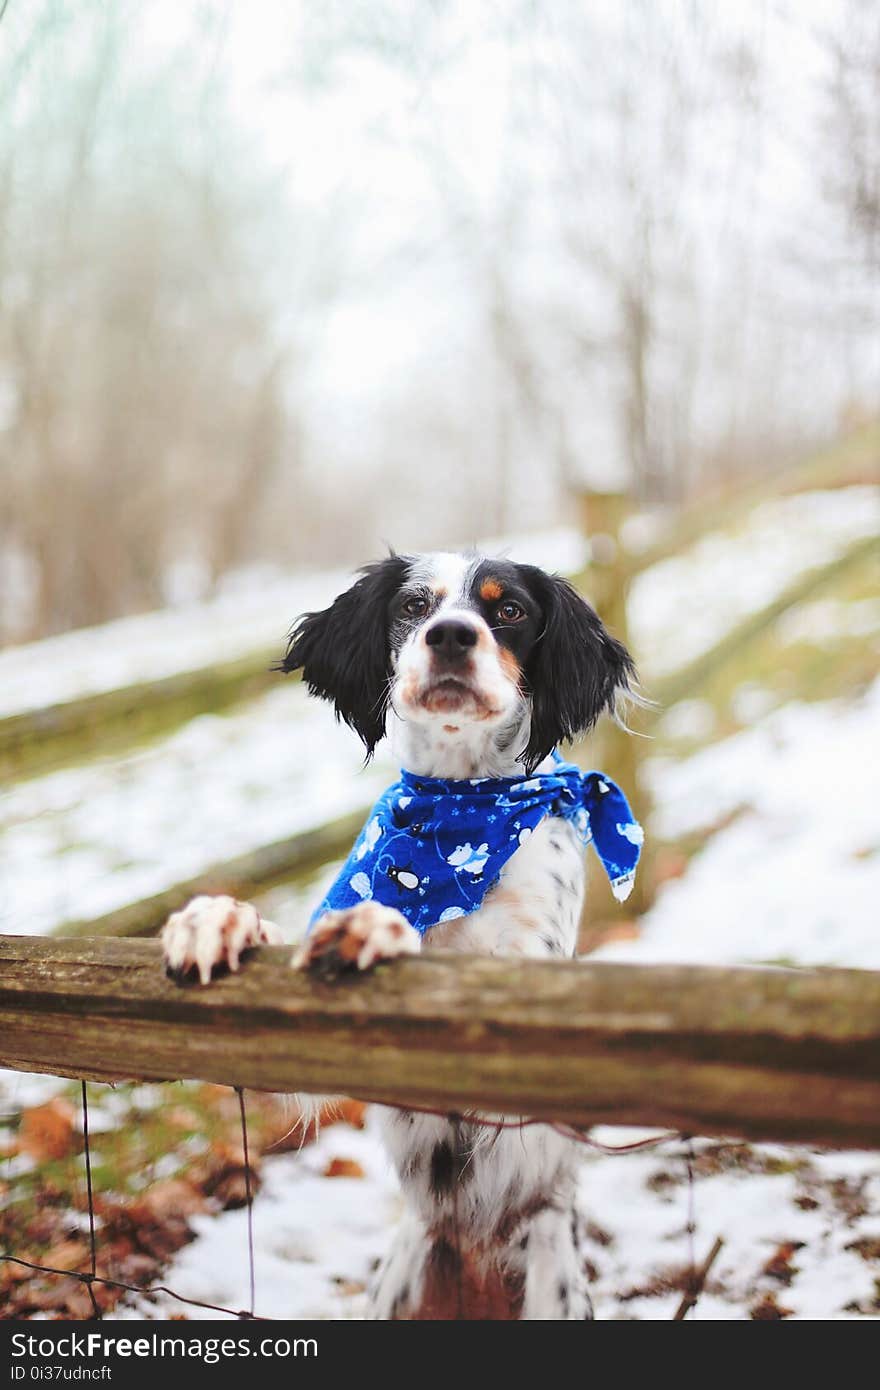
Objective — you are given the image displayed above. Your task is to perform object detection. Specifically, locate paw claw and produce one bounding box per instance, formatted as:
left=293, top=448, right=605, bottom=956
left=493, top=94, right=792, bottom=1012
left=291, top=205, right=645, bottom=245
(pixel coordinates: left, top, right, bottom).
left=296, top=903, right=420, bottom=975
left=160, top=894, right=281, bottom=984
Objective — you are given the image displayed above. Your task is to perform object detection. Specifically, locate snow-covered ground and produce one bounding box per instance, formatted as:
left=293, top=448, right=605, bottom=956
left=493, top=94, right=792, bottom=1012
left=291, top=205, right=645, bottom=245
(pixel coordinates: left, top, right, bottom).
left=123, top=1110, right=403, bottom=1323
left=628, top=486, right=879, bottom=676
left=119, top=1113, right=880, bottom=1322
left=597, top=677, right=880, bottom=969
left=4, top=488, right=877, bottom=941
left=2, top=494, right=878, bottom=1320
left=0, top=530, right=589, bottom=719
left=1, top=487, right=875, bottom=720
left=99, top=673, right=875, bottom=1322
left=0, top=683, right=386, bottom=936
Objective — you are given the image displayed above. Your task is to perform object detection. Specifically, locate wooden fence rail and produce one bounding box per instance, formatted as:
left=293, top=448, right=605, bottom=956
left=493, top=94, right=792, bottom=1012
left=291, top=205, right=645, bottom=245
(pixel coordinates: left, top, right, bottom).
left=652, top=532, right=880, bottom=710
left=0, top=647, right=280, bottom=783
left=2, top=935, right=879, bottom=1151
left=54, top=807, right=368, bottom=939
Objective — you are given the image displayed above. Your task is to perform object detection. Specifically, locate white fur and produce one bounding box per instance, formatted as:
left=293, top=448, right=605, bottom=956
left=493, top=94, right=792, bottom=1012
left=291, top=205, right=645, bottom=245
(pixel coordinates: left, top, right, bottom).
left=388, top=551, right=529, bottom=780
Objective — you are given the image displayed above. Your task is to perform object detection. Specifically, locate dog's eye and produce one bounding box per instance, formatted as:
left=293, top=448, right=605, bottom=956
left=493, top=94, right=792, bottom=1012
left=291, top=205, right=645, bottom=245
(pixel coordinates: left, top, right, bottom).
left=402, top=595, right=429, bottom=619
left=497, top=600, right=526, bottom=624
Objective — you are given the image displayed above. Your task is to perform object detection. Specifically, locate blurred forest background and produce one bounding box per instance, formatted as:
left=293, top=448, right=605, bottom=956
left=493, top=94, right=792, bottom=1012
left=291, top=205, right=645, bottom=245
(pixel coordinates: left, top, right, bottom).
left=0, top=0, right=877, bottom=643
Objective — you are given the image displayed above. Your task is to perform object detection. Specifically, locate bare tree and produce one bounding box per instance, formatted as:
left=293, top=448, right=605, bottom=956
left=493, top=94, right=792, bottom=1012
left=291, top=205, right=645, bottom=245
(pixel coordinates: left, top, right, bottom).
left=0, top=1, right=313, bottom=641
left=823, top=0, right=880, bottom=275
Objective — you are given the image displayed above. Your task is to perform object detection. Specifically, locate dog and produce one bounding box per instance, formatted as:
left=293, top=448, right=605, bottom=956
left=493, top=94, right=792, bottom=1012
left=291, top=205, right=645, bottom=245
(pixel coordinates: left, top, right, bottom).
left=161, top=551, right=639, bottom=1319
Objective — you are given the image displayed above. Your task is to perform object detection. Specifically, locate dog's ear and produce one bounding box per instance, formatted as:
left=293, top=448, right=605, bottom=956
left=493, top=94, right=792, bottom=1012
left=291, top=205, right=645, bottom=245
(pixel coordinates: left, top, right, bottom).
left=279, top=555, right=411, bottom=757
left=521, top=570, right=636, bottom=773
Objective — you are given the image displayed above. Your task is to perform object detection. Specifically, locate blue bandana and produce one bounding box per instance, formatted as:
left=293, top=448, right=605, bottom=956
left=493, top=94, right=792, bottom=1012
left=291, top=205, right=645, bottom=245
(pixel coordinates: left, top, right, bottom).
left=311, top=753, right=643, bottom=936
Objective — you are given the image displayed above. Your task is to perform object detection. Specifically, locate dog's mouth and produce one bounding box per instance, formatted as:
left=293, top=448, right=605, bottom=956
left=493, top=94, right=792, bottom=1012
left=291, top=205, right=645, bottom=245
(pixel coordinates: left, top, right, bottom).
left=418, top=677, right=498, bottom=718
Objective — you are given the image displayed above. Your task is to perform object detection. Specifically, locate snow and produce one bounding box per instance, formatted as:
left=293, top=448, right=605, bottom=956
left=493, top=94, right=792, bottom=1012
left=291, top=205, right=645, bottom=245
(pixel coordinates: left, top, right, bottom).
left=2, top=498, right=879, bottom=1320
left=0, top=529, right=588, bottom=720
left=656, top=698, right=717, bottom=742
left=4, top=484, right=871, bottom=720
left=5, top=488, right=875, bottom=944
left=628, top=487, right=880, bottom=677
left=117, top=1117, right=880, bottom=1322
left=0, top=685, right=389, bottom=937
left=125, top=1109, right=401, bottom=1322
left=600, top=679, right=880, bottom=968
left=777, top=596, right=880, bottom=645
left=0, top=567, right=341, bottom=721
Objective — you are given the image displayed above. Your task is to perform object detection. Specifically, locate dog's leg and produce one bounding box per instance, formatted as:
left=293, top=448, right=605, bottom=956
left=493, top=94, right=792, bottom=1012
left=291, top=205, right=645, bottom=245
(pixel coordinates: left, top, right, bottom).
left=371, top=1212, right=430, bottom=1320
left=161, top=894, right=282, bottom=984
left=293, top=901, right=420, bottom=973
left=519, top=1205, right=593, bottom=1320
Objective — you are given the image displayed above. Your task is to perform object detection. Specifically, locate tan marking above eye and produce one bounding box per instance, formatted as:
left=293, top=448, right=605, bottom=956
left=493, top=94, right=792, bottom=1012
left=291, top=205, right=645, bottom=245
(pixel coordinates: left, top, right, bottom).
left=430, top=583, right=447, bottom=597
left=480, top=578, right=503, bottom=601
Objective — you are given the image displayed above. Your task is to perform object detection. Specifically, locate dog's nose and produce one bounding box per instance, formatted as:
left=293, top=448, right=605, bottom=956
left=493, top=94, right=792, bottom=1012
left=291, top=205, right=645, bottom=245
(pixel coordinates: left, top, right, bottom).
left=425, top=620, right=478, bottom=659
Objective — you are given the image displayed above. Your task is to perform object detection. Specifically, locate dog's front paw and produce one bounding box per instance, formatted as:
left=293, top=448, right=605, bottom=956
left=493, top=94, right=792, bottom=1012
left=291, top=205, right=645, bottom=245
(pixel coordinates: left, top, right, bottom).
left=293, top=902, right=420, bottom=975
left=161, top=894, right=282, bottom=985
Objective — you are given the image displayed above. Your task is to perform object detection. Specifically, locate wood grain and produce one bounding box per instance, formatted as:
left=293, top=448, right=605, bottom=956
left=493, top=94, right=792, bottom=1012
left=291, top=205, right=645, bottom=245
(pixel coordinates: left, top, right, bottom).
left=2, top=934, right=879, bottom=1148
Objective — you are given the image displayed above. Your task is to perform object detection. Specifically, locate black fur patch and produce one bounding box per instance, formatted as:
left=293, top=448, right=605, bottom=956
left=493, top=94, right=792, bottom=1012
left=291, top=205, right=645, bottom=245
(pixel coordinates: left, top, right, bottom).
left=279, top=555, right=412, bottom=756
left=517, top=567, right=636, bottom=772
left=429, top=1138, right=471, bottom=1197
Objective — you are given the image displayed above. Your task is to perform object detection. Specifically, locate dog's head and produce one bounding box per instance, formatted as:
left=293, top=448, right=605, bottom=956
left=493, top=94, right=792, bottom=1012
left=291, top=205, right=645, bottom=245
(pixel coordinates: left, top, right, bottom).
left=281, top=553, right=635, bottom=773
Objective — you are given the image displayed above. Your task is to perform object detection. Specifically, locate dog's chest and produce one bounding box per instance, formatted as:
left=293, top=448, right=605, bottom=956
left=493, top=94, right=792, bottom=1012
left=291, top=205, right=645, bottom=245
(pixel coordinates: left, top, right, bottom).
left=425, top=814, right=585, bottom=957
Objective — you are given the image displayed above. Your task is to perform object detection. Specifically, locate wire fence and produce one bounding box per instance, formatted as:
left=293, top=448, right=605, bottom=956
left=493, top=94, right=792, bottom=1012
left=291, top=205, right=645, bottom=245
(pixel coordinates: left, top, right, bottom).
left=1, top=1075, right=722, bottom=1322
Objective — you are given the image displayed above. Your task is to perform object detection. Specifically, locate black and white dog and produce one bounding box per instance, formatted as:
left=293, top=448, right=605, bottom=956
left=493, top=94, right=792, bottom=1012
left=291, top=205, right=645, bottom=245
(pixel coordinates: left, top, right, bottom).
left=161, top=552, right=636, bottom=1320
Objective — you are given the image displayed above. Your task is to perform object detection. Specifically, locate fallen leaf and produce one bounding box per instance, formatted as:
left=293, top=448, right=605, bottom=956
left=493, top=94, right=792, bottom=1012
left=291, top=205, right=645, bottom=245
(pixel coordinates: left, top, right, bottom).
left=41, top=1239, right=89, bottom=1273
left=205, top=1164, right=260, bottom=1210
left=133, top=1178, right=207, bottom=1222
left=166, top=1107, right=201, bottom=1131
left=585, top=1221, right=615, bottom=1248
left=845, top=1237, right=880, bottom=1261
left=762, top=1241, right=803, bottom=1284
left=750, top=1293, right=794, bottom=1319
left=596, top=920, right=641, bottom=946
left=19, top=1098, right=79, bottom=1161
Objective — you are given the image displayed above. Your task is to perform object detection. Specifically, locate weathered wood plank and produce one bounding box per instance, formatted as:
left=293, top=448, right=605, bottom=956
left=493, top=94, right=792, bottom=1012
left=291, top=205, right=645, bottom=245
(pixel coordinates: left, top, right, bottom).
left=1, top=935, right=879, bottom=1149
